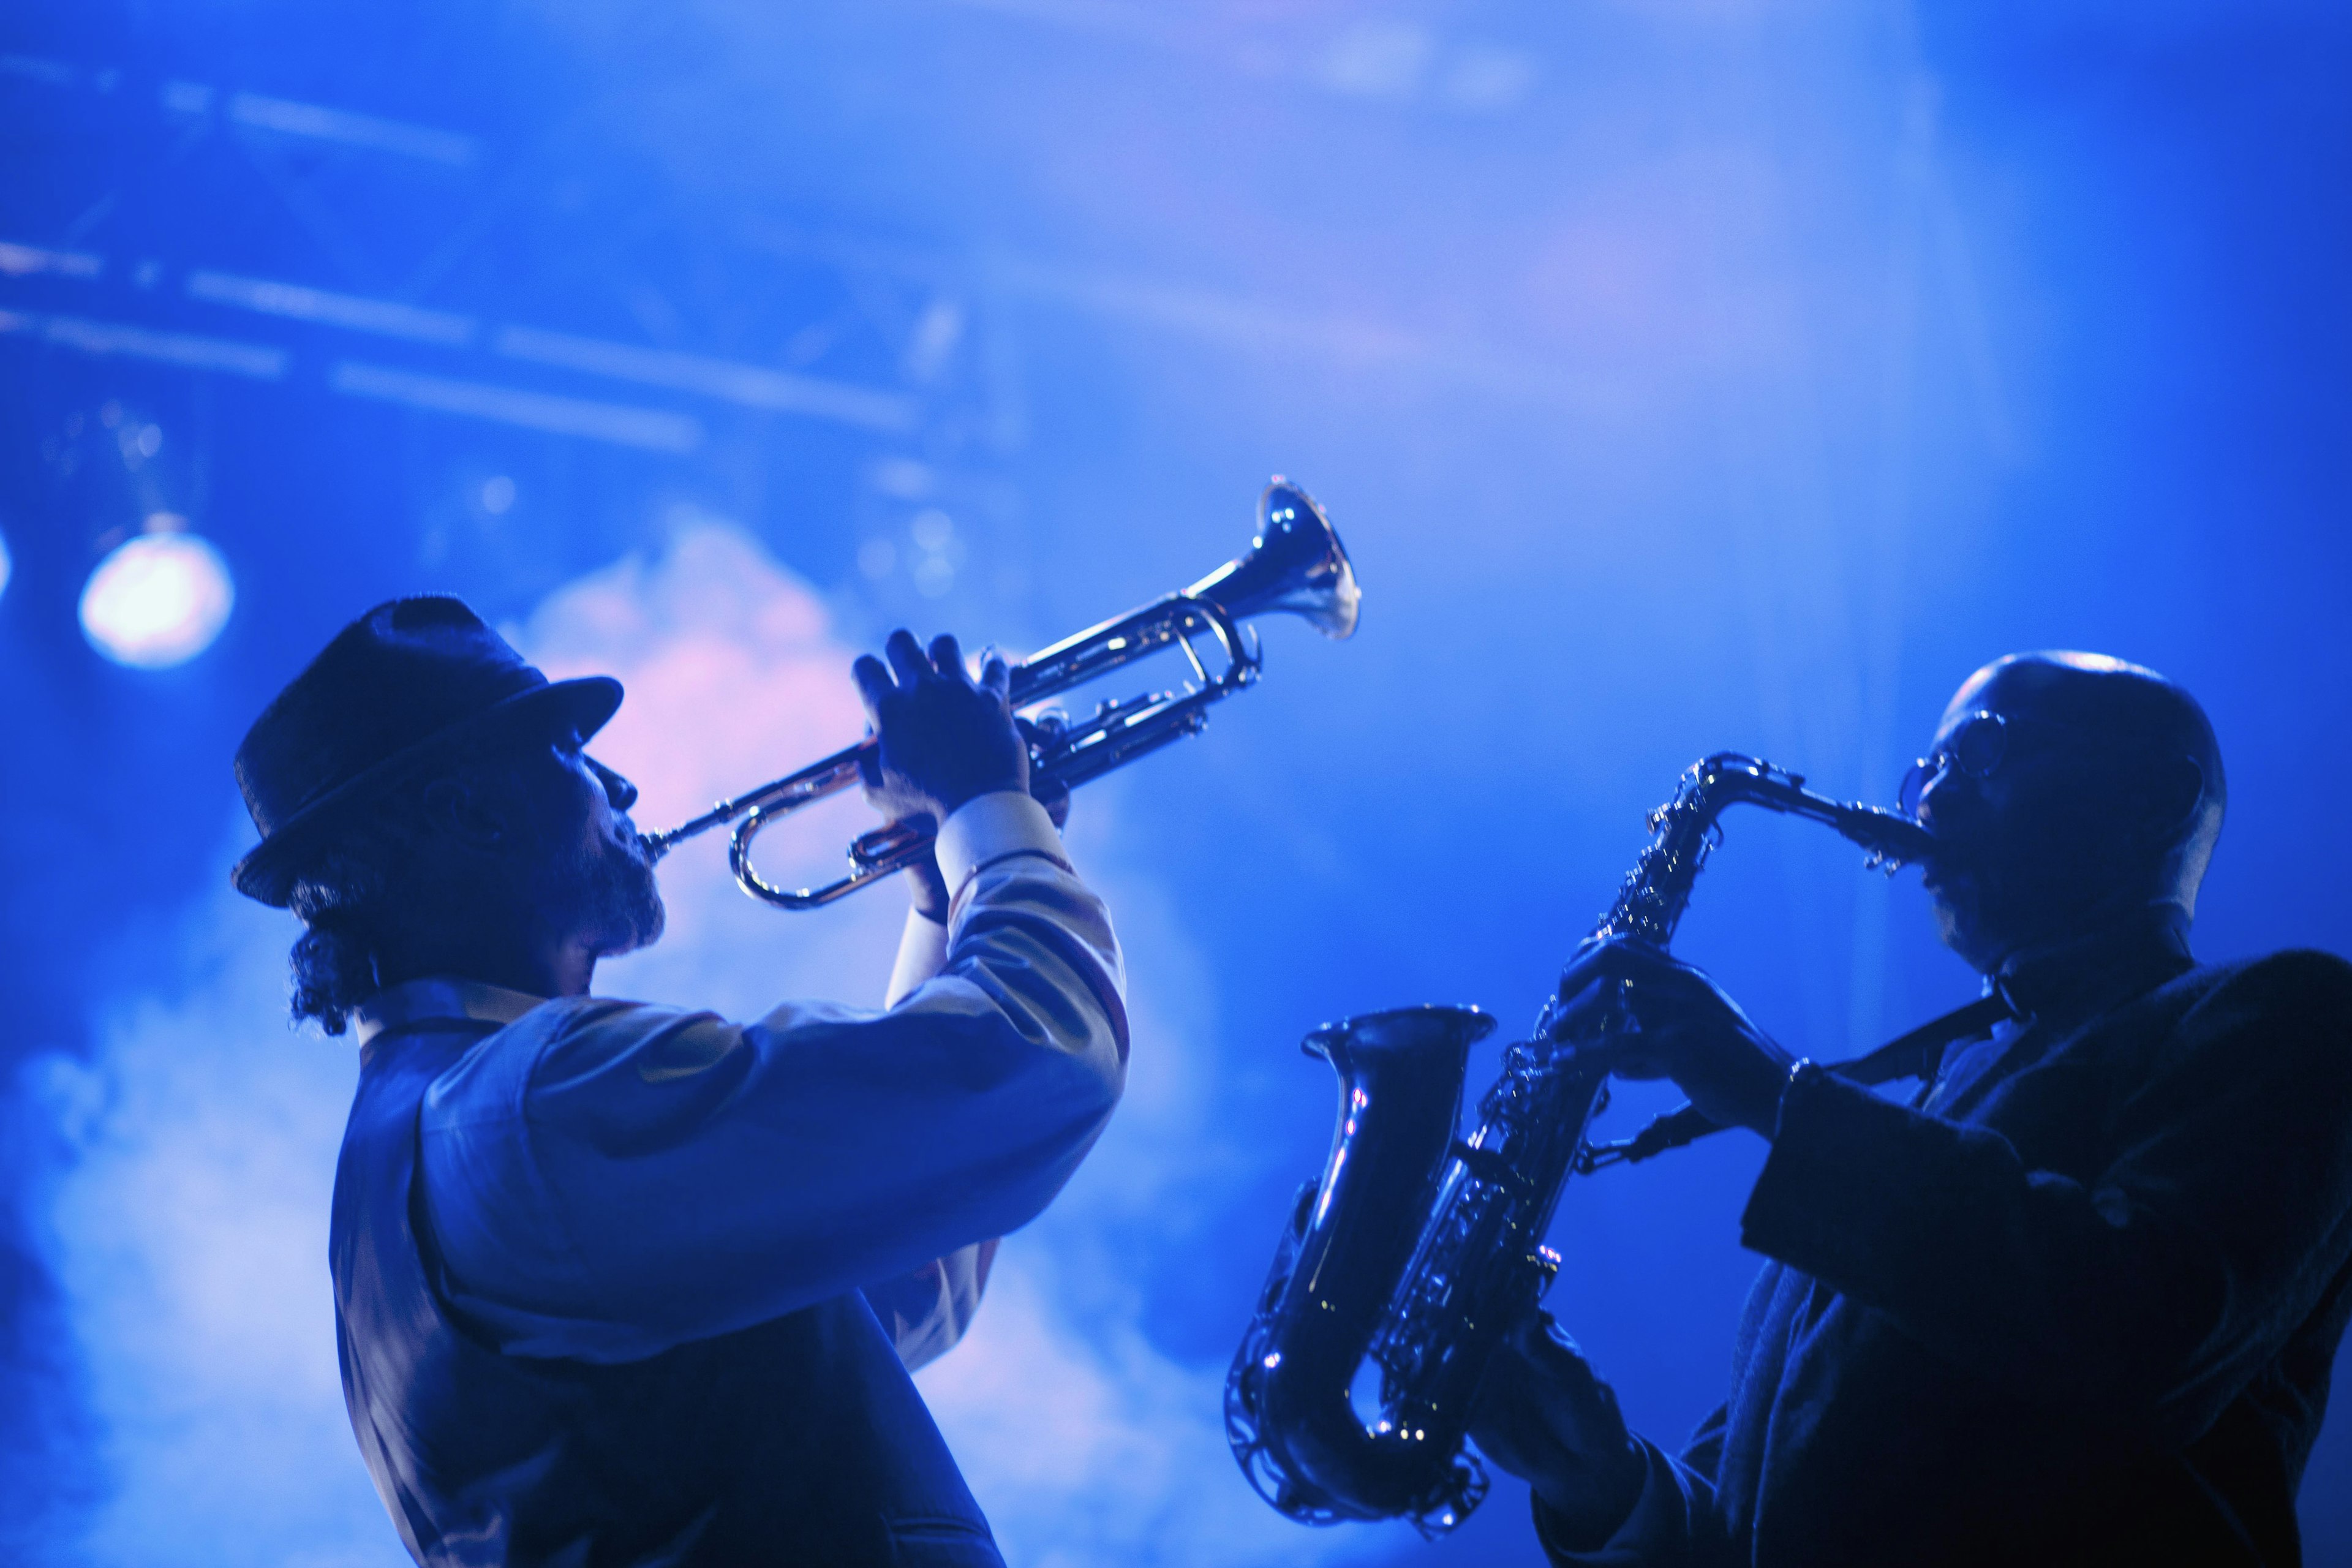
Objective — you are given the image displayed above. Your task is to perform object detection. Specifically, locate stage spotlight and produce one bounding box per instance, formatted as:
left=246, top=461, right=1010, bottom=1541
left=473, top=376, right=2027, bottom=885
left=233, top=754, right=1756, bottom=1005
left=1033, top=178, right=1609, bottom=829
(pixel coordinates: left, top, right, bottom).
left=79, top=529, right=236, bottom=668
left=0, top=527, right=11, bottom=603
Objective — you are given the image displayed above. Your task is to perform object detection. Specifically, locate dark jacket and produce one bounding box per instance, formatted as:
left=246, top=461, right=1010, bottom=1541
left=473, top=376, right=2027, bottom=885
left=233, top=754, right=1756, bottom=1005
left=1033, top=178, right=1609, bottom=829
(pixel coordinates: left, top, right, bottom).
left=331, top=1017, right=1005, bottom=1568
left=1553, top=912, right=2352, bottom=1566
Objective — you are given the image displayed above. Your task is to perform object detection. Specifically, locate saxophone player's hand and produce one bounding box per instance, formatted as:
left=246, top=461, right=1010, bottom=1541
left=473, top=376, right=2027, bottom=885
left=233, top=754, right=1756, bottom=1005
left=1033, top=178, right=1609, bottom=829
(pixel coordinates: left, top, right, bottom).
left=1468, top=1309, right=1648, bottom=1548
left=1556, top=938, right=1795, bottom=1138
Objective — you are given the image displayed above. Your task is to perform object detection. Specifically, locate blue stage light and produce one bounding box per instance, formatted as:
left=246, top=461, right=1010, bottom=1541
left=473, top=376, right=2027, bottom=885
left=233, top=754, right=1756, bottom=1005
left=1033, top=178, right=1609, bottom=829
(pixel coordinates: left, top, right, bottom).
left=78, top=530, right=236, bottom=668
left=0, top=526, right=12, bottom=603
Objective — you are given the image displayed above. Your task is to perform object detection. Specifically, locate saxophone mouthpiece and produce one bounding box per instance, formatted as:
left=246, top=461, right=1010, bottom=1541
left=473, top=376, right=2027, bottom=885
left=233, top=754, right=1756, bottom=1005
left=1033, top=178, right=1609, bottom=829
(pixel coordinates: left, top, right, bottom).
left=1855, top=810, right=1936, bottom=872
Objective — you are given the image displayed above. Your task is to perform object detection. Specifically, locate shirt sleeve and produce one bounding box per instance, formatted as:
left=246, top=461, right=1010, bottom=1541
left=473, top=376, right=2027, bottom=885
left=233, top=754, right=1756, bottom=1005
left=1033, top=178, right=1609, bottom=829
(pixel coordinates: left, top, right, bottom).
left=418, top=790, right=1128, bottom=1363
left=867, top=901, right=992, bottom=1369
left=1737, top=950, right=2352, bottom=1444
left=864, top=1238, right=1001, bottom=1372
left=884, top=907, right=952, bottom=1010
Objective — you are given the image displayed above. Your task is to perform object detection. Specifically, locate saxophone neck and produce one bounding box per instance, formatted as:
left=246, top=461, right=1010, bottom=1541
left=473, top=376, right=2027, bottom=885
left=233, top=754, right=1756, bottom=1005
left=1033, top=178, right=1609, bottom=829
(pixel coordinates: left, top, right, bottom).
left=1580, top=753, right=1931, bottom=976
left=1661, top=751, right=1932, bottom=869
left=1728, top=756, right=1934, bottom=868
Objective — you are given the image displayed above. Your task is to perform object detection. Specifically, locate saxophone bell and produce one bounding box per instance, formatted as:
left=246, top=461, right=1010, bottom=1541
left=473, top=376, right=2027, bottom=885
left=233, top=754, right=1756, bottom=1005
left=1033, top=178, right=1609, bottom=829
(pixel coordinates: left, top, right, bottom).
left=1231, top=753, right=1932, bottom=1531
left=1226, top=1005, right=1501, bottom=1532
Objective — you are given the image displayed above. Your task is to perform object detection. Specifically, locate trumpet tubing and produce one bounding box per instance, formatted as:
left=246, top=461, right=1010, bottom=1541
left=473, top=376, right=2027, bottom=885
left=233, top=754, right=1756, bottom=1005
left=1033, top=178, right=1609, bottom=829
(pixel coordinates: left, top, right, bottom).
left=641, top=478, right=1360, bottom=909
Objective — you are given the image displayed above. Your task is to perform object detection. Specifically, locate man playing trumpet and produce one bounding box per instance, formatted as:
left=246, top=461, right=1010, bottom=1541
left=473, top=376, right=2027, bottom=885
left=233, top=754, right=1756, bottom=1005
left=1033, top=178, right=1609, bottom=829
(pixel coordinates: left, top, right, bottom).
left=232, top=598, right=1126, bottom=1566
left=1472, top=652, right=2352, bottom=1566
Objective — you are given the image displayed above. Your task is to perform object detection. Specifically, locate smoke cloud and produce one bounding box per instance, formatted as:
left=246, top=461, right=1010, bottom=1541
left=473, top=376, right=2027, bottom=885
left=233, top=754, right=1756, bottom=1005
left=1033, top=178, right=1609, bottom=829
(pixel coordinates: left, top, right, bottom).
left=29, top=519, right=1384, bottom=1566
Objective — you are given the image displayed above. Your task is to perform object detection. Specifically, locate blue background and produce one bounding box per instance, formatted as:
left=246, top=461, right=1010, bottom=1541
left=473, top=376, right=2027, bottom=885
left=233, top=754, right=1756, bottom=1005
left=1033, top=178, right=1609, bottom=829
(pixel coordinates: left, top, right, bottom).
left=4, top=1, right=2350, bottom=1562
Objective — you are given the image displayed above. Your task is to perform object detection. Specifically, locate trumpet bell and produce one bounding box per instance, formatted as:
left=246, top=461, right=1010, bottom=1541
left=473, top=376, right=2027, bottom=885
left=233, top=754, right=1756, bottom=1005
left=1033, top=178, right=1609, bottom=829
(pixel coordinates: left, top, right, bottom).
left=1186, top=478, right=1361, bottom=641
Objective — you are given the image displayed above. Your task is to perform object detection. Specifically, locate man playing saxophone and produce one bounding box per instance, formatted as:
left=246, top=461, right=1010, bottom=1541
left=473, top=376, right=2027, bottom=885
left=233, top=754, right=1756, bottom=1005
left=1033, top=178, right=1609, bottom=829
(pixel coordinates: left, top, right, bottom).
left=1469, top=652, right=2352, bottom=1565
left=231, top=599, right=1126, bottom=1566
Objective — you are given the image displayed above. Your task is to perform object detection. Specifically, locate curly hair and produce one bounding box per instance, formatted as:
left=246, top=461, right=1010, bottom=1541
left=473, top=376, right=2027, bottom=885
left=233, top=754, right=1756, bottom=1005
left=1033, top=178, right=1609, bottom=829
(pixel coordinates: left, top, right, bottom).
left=285, top=811, right=418, bottom=1036
left=282, top=742, right=530, bottom=1035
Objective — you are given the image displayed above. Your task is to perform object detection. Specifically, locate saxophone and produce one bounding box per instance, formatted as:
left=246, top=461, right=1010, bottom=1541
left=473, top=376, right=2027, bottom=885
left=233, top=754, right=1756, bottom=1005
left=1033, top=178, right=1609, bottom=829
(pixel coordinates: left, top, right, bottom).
left=1226, top=753, right=1934, bottom=1532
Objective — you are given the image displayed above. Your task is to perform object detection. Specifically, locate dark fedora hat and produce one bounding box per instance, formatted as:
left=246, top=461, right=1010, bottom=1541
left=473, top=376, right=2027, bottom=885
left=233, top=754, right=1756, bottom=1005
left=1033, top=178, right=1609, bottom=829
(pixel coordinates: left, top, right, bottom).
left=232, top=595, right=622, bottom=907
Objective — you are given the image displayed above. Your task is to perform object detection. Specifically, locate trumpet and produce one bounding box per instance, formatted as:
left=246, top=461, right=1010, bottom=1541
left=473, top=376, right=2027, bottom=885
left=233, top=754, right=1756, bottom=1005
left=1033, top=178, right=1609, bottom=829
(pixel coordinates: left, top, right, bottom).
left=640, top=478, right=1361, bottom=908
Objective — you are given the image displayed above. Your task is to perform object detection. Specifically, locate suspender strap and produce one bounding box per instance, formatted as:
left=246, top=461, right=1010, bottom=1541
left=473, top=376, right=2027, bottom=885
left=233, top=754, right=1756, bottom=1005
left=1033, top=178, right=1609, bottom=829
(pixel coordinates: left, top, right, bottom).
left=1831, top=992, right=2018, bottom=1088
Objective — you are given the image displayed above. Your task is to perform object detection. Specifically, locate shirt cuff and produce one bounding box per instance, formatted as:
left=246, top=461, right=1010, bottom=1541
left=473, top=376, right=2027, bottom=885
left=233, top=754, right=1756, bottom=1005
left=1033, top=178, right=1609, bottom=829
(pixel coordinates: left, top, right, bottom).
left=885, top=906, right=952, bottom=1008
left=933, top=790, right=1068, bottom=900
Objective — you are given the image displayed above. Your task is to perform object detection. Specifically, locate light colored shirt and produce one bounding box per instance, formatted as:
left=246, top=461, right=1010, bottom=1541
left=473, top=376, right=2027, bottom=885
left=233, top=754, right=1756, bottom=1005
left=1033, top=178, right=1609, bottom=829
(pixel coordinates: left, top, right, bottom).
left=353, top=790, right=1127, bottom=1368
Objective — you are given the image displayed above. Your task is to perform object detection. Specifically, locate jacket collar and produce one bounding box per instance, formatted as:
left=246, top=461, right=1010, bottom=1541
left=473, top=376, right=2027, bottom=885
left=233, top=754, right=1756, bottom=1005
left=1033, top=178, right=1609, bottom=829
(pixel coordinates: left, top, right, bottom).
left=354, top=976, right=548, bottom=1056
left=1991, top=902, right=2194, bottom=1030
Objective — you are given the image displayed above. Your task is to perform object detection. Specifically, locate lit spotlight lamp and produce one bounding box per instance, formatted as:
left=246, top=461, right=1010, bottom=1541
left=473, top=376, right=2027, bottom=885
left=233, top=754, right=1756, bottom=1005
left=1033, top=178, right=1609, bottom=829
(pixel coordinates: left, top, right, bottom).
left=0, top=526, right=12, bottom=604
left=79, top=519, right=236, bottom=668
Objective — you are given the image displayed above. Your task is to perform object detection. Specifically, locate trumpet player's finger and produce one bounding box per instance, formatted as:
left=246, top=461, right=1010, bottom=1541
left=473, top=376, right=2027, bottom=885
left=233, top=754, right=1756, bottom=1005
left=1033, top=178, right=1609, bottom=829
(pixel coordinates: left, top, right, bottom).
left=885, top=628, right=930, bottom=688
left=979, top=651, right=1012, bottom=707
left=851, top=653, right=896, bottom=724
left=927, top=632, right=969, bottom=684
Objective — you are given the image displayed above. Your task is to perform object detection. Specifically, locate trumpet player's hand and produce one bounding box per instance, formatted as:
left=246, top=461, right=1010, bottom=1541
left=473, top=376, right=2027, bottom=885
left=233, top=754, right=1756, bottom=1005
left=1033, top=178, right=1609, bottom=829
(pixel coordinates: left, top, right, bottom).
left=1555, top=937, right=1794, bottom=1139
left=854, top=630, right=1029, bottom=826
left=1468, top=1310, right=1648, bottom=1548
left=892, top=817, right=954, bottom=922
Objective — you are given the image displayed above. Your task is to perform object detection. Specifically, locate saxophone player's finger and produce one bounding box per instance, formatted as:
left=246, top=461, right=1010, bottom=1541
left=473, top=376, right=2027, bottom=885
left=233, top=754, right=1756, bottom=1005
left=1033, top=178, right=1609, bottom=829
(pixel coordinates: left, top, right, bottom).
left=1606, top=941, right=1690, bottom=987
left=1523, top=1311, right=1615, bottom=1397
left=1560, top=935, right=1639, bottom=994
left=1551, top=974, right=1616, bottom=1038
left=1646, top=951, right=1721, bottom=993
left=1477, top=1310, right=1639, bottom=1485
left=1608, top=1040, right=1673, bottom=1080
left=1607, top=948, right=1724, bottom=1020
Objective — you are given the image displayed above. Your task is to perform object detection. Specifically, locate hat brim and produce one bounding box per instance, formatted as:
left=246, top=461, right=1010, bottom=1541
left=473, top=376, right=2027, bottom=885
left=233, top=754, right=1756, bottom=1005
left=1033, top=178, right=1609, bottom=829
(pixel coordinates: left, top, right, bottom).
left=231, top=674, right=624, bottom=908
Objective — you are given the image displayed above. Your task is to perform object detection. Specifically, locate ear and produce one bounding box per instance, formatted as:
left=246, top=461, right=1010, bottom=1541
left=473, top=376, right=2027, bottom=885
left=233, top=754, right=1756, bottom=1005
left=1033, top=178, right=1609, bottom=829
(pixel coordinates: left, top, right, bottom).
left=418, top=775, right=512, bottom=851
left=2141, top=755, right=2206, bottom=845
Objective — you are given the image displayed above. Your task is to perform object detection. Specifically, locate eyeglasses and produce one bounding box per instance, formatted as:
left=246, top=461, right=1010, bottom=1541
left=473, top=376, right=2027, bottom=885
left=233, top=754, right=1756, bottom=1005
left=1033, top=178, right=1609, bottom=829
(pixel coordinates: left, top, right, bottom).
left=1898, top=710, right=2013, bottom=820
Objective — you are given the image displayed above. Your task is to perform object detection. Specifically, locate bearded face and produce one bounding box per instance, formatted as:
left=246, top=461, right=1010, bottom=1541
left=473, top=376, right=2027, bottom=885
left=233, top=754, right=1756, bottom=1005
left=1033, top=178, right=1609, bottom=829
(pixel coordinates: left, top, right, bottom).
left=556, top=817, right=666, bottom=960
left=518, top=741, right=666, bottom=962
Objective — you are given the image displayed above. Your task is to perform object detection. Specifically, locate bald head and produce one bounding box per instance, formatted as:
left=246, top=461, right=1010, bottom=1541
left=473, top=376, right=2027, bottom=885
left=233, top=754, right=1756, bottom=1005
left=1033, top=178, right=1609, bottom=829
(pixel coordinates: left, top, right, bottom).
left=1951, top=650, right=2224, bottom=838
left=1917, top=652, right=2224, bottom=971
